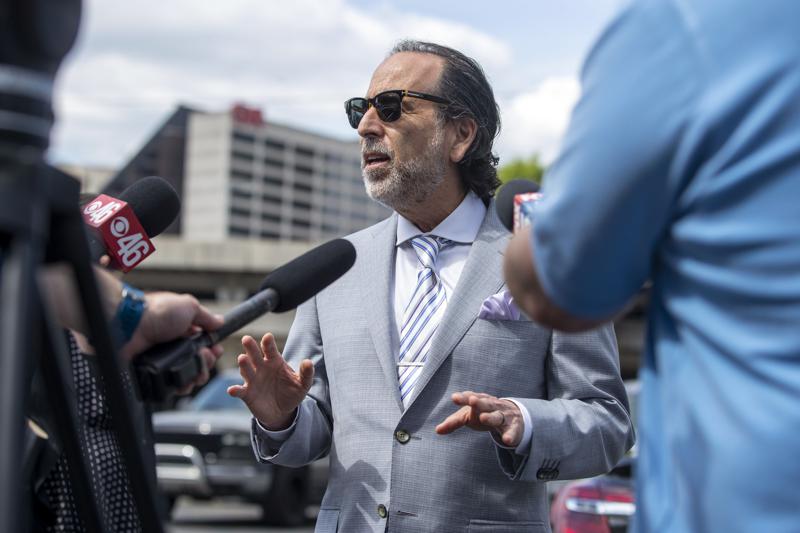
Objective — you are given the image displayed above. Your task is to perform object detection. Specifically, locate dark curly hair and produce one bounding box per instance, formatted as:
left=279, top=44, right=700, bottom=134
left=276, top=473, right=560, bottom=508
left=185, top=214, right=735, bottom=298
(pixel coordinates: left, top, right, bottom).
left=390, top=40, right=502, bottom=202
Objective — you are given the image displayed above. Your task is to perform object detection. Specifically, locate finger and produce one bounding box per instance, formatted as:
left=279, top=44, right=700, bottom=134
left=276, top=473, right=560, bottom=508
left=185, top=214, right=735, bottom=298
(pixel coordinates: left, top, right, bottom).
left=193, top=355, right=210, bottom=387
left=498, top=417, right=525, bottom=447
left=227, top=384, right=245, bottom=398
left=178, top=354, right=204, bottom=395
left=453, top=392, right=494, bottom=409
left=468, top=395, right=501, bottom=414
left=478, top=410, right=505, bottom=428
left=299, top=359, right=315, bottom=391
left=435, top=406, right=471, bottom=435
left=180, top=324, right=199, bottom=338
left=260, top=333, right=283, bottom=365
left=237, top=353, right=257, bottom=382
left=501, top=428, right=522, bottom=448
left=451, top=391, right=477, bottom=406
left=192, top=302, right=224, bottom=331
left=210, top=343, right=224, bottom=358
left=241, top=336, right=266, bottom=368
left=200, top=348, right=216, bottom=376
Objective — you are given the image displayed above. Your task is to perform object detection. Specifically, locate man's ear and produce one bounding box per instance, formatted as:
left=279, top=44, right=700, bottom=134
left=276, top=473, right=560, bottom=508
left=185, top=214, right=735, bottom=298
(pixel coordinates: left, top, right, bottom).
left=449, top=117, right=478, bottom=164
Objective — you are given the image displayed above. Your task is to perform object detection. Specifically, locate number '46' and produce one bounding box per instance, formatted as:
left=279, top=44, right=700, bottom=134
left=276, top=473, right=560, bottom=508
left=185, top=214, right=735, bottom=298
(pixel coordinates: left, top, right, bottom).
left=117, top=233, right=150, bottom=267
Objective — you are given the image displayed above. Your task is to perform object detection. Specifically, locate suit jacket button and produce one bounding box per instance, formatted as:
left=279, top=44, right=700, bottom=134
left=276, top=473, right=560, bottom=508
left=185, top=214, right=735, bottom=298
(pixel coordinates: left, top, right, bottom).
left=377, top=504, right=388, bottom=518
left=395, top=429, right=411, bottom=444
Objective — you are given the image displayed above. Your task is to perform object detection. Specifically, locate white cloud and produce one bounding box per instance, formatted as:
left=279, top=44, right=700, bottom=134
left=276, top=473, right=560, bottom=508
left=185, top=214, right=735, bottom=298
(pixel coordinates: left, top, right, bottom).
left=50, top=0, right=511, bottom=167
left=496, top=76, right=581, bottom=166
left=392, top=14, right=512, bottom=71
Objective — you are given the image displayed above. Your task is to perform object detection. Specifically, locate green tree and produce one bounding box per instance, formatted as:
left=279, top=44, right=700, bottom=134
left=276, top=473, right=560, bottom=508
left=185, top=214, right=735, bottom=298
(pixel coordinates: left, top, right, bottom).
left=498, top=154, right=545, bottom=185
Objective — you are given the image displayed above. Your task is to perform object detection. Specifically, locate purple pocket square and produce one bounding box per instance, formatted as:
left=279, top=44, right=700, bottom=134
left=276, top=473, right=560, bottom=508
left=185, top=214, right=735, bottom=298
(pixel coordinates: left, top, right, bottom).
left=478, top=289, right=523, bottom=321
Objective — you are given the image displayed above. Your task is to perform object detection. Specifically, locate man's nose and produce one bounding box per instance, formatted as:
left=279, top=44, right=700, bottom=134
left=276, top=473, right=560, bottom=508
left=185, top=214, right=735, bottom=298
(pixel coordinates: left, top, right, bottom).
left=357, top=105, right=384, bottom=139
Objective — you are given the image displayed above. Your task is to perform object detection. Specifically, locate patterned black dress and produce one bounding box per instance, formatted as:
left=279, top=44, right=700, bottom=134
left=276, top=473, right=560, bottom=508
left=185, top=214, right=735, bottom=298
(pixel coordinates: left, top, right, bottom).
left=38, top=331, right=142, bottom=532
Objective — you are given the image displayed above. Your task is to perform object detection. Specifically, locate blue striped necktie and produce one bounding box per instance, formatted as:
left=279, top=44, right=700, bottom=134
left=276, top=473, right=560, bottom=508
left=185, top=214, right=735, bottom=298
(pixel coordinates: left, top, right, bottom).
left=398, top=235, right=452, bottom=407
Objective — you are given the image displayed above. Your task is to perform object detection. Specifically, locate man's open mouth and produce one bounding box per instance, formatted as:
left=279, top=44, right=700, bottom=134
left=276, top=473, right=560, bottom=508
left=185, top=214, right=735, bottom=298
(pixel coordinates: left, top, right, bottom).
left=363, top=152, right=391, bottom=168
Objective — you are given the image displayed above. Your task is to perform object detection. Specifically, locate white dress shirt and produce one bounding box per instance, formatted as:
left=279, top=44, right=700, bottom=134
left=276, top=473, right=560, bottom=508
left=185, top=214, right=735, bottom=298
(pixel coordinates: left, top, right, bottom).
left=258, top=191, right=532, bottom=454
left=393, top=191, right=486, bottom=332
left=394, top=191, right=532, bottom=454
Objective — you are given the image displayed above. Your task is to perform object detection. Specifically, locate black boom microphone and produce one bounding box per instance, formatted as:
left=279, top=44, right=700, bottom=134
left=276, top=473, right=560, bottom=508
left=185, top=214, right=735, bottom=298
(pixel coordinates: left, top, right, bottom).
left=202, top=237, right=357, bottom=345
left=114, top=176, right=181, bottom=239
left=495, top=179, right=540, bottom=232
left=134, top=238, right=357, bottom=402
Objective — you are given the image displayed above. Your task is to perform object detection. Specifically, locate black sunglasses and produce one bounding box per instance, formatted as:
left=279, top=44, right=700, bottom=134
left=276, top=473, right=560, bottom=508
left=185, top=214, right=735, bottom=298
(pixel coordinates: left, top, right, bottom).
left=344, top=89, right=450, bottom=129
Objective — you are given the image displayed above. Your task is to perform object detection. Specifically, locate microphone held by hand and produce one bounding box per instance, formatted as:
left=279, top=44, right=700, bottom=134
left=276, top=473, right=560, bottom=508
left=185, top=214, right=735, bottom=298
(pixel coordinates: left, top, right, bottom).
left=133, top=238, right=356, bottom=402
left=257, top=237, right=357, bottom=312
left=82, top=176, right=180, bottom=271
left=494, top=179, right=541, bottom=232
left=200, top=237, right=357, bottom=346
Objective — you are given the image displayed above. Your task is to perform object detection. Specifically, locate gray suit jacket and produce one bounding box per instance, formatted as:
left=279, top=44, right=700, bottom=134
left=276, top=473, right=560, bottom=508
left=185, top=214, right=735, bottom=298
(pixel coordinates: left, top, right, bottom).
left=252, top=204, right=634, bottom=532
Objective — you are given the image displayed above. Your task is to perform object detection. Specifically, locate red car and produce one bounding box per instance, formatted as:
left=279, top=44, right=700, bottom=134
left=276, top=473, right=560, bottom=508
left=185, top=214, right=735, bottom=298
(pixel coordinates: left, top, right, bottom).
left=549, top=457, right=635, bottom=533
left=550, top=381, right=638, bottom=533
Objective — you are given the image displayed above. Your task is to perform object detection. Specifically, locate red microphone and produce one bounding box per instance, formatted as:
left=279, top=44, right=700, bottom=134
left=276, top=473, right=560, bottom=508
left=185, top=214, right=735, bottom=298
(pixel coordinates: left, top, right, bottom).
left=81, top=194, right=154, bottom=272
left=495, top=180, right=542, bottom=232
left=80, top=176, right=181, bottom=272
left=512, top=191, right=543, bottom=231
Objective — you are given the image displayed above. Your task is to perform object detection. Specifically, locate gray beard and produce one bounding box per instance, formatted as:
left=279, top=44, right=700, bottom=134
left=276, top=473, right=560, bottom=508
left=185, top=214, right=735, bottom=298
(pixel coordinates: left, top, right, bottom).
left=362, top=125, right=446, bottom=212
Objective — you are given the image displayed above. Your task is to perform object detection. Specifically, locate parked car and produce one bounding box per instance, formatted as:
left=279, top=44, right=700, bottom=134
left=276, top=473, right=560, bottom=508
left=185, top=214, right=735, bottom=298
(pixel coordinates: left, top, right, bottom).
left=152, top=369, right=327, bottom=526
left=549, top=381, right=639, bottom=533
left=550, top=457, right=635, bottom=533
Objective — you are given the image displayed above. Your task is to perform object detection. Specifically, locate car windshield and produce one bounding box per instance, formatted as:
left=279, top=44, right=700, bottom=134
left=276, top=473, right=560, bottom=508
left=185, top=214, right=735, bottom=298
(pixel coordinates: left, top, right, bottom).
left=189, top=374, right=248, bottom=411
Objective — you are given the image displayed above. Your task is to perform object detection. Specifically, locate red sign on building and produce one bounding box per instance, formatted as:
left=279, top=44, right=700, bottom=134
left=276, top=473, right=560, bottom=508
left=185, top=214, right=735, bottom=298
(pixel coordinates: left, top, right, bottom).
left=231, top=104, right=265, bottom=126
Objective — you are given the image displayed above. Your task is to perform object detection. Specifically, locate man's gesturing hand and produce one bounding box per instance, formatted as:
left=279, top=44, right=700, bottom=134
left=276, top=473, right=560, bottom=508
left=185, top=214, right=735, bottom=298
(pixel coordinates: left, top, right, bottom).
left=435, top=391, right=525, bottom=448
left=227, top=333, right=314, bottom=431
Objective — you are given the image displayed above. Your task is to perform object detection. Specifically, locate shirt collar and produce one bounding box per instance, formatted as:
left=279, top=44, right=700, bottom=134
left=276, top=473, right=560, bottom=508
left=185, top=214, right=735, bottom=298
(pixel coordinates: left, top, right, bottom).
left=396, top=191, right=486, bottom=246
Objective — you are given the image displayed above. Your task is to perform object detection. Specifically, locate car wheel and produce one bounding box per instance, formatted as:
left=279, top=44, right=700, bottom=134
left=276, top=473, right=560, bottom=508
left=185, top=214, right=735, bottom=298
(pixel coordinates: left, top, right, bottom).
left=261, top=466, right=309, bottom=526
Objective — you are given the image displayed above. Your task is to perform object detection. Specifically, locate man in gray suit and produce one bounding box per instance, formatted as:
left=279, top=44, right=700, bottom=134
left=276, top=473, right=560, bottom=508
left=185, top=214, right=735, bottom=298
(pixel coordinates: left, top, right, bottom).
left=229, top=41, right=634, bottom=532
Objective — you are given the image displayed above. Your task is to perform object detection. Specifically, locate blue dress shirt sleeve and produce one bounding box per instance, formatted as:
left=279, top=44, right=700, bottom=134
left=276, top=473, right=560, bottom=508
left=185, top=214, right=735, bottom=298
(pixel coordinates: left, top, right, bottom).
left=531, top=0, right=705, bottom=318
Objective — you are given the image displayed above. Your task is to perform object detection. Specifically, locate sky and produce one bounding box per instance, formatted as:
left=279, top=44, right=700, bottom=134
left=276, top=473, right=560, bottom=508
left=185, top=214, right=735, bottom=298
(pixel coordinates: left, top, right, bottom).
left=50, top=0, right=627, bottom=170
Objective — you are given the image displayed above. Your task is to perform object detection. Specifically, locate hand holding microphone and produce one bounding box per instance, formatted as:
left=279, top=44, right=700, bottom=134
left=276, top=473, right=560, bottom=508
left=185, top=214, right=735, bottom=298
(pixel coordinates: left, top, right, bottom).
left=75, top=176, right=225, bottom=392
left=123, top=291, right=225, bottom=394
left=134, top=238, right=357, bottom=402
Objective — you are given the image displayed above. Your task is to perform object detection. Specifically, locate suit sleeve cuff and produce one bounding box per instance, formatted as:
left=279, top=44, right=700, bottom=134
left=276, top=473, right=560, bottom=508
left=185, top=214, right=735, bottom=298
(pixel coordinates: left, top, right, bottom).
left=251, top=408, right=300, bottom=460
left=255, top=412, right=299, bottom=440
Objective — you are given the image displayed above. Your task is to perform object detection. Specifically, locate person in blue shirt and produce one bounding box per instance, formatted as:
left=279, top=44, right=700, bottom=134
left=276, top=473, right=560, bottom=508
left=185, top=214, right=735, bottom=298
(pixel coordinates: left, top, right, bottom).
left=500, top=0, right=800, bottom=532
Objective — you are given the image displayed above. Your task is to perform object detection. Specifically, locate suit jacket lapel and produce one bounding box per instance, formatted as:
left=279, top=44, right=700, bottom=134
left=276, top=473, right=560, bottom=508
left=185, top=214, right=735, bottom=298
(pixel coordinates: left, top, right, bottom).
left=360, top=214, right=405, bottom=411
left=404, top=202, right=509, bottom=409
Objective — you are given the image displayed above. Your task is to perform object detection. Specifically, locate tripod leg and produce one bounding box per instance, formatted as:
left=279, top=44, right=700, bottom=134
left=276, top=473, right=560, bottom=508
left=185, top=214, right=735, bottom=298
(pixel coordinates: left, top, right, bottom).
left=0, top=238, right=40, bottom=533
left=53, top=174, right=165, bottom=532
left=0, top=165, right=64, bottom=532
